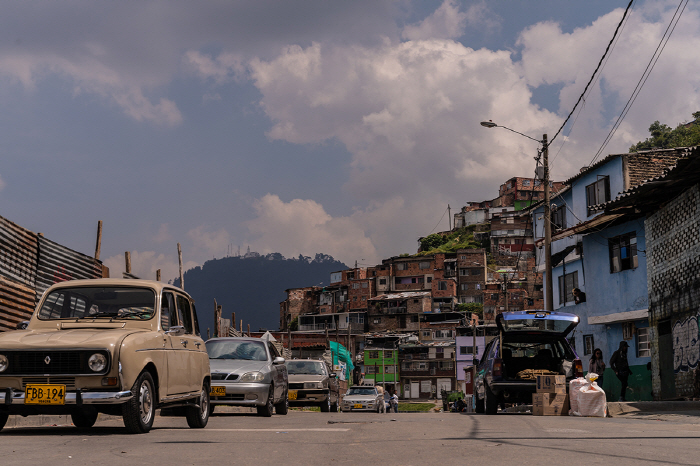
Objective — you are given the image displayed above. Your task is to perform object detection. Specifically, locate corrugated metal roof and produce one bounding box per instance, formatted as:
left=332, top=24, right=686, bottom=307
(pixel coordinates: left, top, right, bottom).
left=0, top=215, right=38, bottom=288
left=0, top=276, right=35, bottom=332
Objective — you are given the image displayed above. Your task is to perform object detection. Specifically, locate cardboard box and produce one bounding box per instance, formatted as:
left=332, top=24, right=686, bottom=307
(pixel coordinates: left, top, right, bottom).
left=532, top=393, right=569, bottom=416
left=536, top=375, right=567, bottom=393
left=553, top=384, right=567, bottom=395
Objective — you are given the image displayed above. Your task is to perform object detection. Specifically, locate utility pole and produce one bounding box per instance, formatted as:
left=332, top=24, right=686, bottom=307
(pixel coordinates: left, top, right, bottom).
left=94, top=220, right=102, bottom=260
left=448, top=204, right=451, bottom=230
left=542, top=134, right=554, bottom=313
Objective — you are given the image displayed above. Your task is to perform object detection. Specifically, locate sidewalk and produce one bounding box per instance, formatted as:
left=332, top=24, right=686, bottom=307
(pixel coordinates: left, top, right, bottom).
left=608, top=400, right=700, bottom=416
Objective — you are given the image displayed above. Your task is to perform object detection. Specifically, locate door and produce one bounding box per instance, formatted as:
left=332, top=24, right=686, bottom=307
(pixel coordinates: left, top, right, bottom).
left=162, top=292, right=190, bottom=395
left=268, top=341, right=286, bottom=401
left=658, top=319, right=676, bottom=399
left=410, top=382, right=419, bottom=399
left=175, top=294, right=199, bottom=393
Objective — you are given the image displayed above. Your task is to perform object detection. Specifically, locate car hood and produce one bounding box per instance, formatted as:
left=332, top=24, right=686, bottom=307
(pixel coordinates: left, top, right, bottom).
left=0, top=328, right=143, bottom=350
left=288, top=374, right=325, bottom=384
left=209, top=359, right=269, bottom=374
left=343, top=395, right=377, bottom=402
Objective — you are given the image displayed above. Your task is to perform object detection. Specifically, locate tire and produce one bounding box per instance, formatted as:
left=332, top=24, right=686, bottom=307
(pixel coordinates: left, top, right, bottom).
left=484, top=383, right=498, bottom=415
left=71, top=408, right=98, bottom=428
left=185, top=382, right=210, bottom=428
left=475, top=390, right=485, bottom=414
left=274, top=390, right=289, bottom=415
left=320, top=393, right=331, bottom=412
left=256, top=385, right=274, bottom=417
left=0, top=413, right=8, bottom=431
left=122, top=371, right=156, bottom=434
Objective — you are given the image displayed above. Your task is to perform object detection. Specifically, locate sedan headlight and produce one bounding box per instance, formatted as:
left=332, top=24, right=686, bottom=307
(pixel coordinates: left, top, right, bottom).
left=0, top=354, right=8, bottom=372
left=239, top=371, right=265, bottom=382
left=88, top=353, right=107, bottom=372
left=304, top=382, right=323, bottom=389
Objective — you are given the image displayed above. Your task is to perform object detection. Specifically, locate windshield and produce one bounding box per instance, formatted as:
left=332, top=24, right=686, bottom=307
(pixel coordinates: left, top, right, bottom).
left=347, top=387, right=377, bottom=396
left=285, top=361, right=326, bottom=375
left=206, top=340, right=268, bottom=361
left=38, top=287, right=155, bottom=320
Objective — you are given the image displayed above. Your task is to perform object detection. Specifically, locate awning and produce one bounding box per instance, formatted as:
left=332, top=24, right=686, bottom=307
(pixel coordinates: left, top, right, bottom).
left=587, top=309, right=649, bottom=325
left=550, top=245, right=576, bottom=267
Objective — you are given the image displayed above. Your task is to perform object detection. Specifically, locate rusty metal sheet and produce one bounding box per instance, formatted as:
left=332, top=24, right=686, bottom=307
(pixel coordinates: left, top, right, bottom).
left=35, top=236, right=103, bottom=303
left=0, top=276, right=35, bottom=332
left=0, top=215, right=38, bottom=288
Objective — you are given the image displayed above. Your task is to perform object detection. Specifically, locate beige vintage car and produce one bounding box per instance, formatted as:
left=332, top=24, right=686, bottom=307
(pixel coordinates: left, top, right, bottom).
left=0, top=279, right=211, bottom=434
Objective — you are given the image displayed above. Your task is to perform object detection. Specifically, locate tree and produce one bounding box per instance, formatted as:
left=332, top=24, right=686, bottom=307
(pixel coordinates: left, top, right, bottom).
left=629, top=111, right=700, bottom=152
left=420, top=233, right=447, bottom=251
left=456, top=302, right=483, bottom=318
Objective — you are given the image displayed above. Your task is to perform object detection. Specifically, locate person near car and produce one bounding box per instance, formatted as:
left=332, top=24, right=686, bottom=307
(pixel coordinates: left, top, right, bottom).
left=390, top=391, right=399, bottom=413
left=589, top=348, right=606, bottom=388
left=610, top=341, right=631, bottom=401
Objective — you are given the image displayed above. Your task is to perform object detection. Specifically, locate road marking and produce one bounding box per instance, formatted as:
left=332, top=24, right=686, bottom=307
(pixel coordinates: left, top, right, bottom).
left=544, top=428, right=590, bottom=433
left=202, top=428, right=350, bottom=432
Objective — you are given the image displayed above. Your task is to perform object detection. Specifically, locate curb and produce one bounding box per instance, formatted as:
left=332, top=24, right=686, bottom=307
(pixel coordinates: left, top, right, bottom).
left=608, top=401, right=700, bottom=416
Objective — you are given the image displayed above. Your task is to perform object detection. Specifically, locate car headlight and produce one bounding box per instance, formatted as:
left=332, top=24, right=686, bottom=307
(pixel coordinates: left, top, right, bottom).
left=304, top=382, right=323, bottom=389
left=88, top=353, right=107, bottom=372
left=0, top=354, right=8, bottom=373
left=239, top=371, right=265, bottom=382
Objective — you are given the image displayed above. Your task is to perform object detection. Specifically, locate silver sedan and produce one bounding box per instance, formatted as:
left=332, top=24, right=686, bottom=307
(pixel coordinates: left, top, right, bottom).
left=206, top=337, right=288, bottom=417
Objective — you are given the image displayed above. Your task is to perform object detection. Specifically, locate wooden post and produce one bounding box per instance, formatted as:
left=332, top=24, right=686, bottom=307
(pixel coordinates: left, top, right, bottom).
left=94, top=220, right=102, bottom=260
left=214, top=299, right=220, bottom=337
left=125, top=251, right=131, bottom=274
left=232, top=313, right=236, bottom=333
left=240, top=319, right=243, bottom=333
left=207, top=328, right=210, bottom=340
left=247, top=324, right=251, bottom=337
left=156, top=269, right=161, bottom=281
left=177, top=243, right=184, bottom=290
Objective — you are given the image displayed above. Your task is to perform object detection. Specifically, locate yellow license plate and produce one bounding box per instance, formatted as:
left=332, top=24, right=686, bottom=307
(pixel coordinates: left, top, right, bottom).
left=25, top=384, right=66, bottom=405
left=354, top=403, right=363, bottom=409
left=288, top=390, right=297, bottom=401
left=210, top=386, right=226, bottom=397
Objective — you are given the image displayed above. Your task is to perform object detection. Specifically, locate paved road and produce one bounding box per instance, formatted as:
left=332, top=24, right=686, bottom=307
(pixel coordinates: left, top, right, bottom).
left=3, top=410, right=700, bottom=465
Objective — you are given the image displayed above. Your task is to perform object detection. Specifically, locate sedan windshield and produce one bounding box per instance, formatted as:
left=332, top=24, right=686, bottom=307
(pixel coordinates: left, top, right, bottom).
left=285, top=361, right=325, bottom=375
left=38, top=287, right=155, bottom=320
left=206, top=340, right=268, bottom=361
left=347, top=387, right=377, bottom=396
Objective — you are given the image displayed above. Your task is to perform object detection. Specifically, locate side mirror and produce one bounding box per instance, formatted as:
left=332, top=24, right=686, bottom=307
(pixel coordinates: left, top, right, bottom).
left=273, top=356, right=285, bottom=365
left=329, top=373, right=337, bottom=378
left=166, top=326, right=185, bottom=336
left=16, top=321, right=29, bottom=330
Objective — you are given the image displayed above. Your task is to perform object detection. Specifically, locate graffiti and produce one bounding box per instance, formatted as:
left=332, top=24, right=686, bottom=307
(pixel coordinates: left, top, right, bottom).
left=672, top=316, right=700, bottom=373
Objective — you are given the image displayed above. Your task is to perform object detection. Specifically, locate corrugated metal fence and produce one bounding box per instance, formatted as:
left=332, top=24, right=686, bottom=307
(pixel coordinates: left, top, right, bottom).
left=0, top=214, right=105, bottom=331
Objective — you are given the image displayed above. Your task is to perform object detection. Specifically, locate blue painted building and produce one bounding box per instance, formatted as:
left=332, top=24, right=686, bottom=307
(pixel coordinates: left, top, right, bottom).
left=532, top=149, right=682, bottom=401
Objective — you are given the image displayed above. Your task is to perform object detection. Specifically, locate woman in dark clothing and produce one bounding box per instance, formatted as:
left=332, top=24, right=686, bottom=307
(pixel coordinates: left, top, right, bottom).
left=589, top=348, right=606, bottom=388
left=610, top=341, right=631, bottom=401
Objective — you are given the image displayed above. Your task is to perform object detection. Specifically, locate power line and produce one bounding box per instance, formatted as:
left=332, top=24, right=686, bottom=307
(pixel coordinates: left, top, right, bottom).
left=428, top=205, right=450, bottom=235
left=589, top=0, right=689, bottom=165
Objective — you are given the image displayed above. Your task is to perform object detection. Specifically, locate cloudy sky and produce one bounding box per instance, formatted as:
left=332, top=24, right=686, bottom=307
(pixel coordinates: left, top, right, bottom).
left=1, top=0, right=699, bottom=282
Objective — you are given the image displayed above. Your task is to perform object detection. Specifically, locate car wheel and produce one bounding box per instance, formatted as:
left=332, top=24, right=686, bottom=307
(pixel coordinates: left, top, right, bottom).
left=274, top=389, right=289, bottom=415
left=320, top=393, right=331, bottom=412
left=122, top=371, right=156, bottom=434
left=256, top=385, right=274, bottom=417
left=71, top=408, right=99, bottom=428
left=0, top=412, right=9, bottom=431
left=185, top=381, right=211, bottom=428
left=484, top=383, right=498, bottom=415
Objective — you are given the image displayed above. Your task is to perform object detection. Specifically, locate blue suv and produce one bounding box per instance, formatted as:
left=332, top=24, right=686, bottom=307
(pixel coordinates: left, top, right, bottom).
left=474, top=311, right=582, bottom=414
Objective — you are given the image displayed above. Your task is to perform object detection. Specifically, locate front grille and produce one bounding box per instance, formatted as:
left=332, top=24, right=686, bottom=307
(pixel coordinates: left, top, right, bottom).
left=289, top=383, right=304, bottom=390
left=22, top=377, right=77, bottom=390
left=211, top=373, right=239, bottom=381
left=3, top=350, right=110, bottom=375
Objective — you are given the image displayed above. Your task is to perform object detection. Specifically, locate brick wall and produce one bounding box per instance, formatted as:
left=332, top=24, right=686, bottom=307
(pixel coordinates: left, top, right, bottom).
left=646, top=183, right=700, bottom=398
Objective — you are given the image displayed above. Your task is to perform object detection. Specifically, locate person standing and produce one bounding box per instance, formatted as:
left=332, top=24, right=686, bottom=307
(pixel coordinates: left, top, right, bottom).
left=390, top=390, right=399, bottom=413
left=589, top=348, right=606, bottom=388
left=610, top=341, right=631, bottom=401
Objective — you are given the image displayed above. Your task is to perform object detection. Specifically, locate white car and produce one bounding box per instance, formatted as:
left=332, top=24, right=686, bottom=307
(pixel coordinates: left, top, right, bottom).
left=341, top=386, right=385, bottom=413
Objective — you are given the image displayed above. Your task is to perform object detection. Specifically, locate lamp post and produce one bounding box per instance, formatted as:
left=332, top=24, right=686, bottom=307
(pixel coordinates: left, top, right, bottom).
left=479, top=121, right=553, bottom=313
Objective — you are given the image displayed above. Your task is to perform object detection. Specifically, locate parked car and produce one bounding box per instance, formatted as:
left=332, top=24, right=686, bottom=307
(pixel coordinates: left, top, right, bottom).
left=341, top=385, right=385, bottom=413
left=285, top=359, right=339, bottom=412
left=206, top=337, right=288, bottom=416
left=0, top=279, right=211, bottom=434
left=474, top=310, right=582, bottom=415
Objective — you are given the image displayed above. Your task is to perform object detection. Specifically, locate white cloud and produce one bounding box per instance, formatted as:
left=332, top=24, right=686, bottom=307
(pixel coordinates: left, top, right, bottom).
left=103, top=250, right=197, bottom=283
left=187, top=226, right=231, bottom=259
left=184, top=50, right=246, bottom=84
left=401, top=0, right=468, bottom=41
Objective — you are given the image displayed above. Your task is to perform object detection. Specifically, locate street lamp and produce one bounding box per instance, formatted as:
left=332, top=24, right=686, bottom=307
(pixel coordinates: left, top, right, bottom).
left=479, top=121, right=554, bottom=313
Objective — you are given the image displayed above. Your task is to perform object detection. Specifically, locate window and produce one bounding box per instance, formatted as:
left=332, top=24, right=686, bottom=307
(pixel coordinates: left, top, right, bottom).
left=460, top=255, right=466, bottom=260
left=552, top=205, right=566, bottom=230
left=379, top=278, right=386, bottom=285
left=583, top=335, right=594, bottom=356
left=161, top=292, right=178, bottom=331
left=362, top=282, right=368, bottom=288
left=397, top=263, right=408, bottom=271
left=368, top=351, right=379, bottom=359
left=422, top=330, right=431, bottom=337
left=523, top=180, right=531, bottom=186
left=460, top=284, right=469, bottom=291
left=637, top=327, right=651, bottom=357
left=609, top=232, right=638, bottom=273
left=623, top=322, right=635, bottom=340
left=176, top=295, right=193, bottom=334
left=427, top=276, right=433, bottom=283
left=459, top=268, right=468, bottom=276
left=535, top=179, right=541, bottom=186
left=586, top=176, right=610, bottom=215
left=411, top=315, right=419, bottom=323
left=373, top=318, right=381, bottom=324
left=385, top=366, right=394, bottom=373
left=438, top=281, right=447, bottom=291
left=558, top=271, right=579, bottom=305
left=384, top=350, right=393, bottom=358
left=419, top=261, right=431, bottom=269
left=471, top=268, right=481, bottom=275
left=353, top=283, right=360, bottom=289
left=366, top=366, right=377, bottom=374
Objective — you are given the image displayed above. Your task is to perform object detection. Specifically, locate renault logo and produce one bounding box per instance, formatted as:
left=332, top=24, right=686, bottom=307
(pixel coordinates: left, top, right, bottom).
left=44, top=356, right=51, bottom=365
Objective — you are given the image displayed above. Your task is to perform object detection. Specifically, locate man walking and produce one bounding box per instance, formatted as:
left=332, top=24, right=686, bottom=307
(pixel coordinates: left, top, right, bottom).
left=610, top=341, right=631, bottom=401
